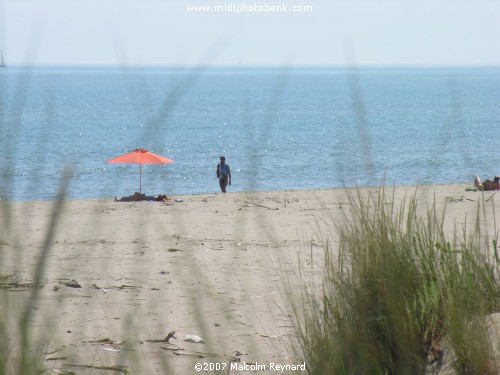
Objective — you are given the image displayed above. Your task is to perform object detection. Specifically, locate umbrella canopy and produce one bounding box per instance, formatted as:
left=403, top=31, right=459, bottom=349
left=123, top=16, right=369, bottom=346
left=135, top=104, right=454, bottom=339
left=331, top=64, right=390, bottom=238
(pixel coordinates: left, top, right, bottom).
left=107, top=148, right=174, bottom=194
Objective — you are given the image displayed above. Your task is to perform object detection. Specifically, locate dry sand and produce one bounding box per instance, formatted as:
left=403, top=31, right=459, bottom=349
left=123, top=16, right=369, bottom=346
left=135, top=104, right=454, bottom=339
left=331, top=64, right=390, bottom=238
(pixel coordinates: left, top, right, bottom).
left=0, top=184, right=498, bottom=374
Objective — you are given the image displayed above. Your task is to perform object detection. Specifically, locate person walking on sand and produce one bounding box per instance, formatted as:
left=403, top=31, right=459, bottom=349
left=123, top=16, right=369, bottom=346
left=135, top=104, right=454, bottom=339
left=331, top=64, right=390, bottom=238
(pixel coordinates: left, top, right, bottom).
left=216, top=156, right=231, bottom=193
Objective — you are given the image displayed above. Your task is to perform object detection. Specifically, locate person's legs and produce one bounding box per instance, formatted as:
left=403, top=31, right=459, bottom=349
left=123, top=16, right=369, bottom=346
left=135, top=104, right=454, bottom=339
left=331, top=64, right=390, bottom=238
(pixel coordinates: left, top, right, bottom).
left=474, top=176, right=483, bottom=191
left=219, top=177, right=228, bottom=193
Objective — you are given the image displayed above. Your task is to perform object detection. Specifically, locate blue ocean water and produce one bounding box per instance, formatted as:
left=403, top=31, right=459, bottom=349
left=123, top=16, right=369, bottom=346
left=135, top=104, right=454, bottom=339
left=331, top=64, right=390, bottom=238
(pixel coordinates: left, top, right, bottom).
left=1, top=65, right=499, bottom=201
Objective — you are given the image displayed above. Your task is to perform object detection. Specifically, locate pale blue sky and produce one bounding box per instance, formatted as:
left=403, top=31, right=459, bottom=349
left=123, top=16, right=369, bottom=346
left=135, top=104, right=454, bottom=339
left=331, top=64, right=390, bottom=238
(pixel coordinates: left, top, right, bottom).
left=0, top=0, right=499, bottom=66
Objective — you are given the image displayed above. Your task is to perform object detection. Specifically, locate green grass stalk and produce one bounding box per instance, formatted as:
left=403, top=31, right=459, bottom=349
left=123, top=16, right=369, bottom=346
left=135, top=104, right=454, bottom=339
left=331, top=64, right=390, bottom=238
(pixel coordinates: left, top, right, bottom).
left=295, top=186, right=499, bottom=374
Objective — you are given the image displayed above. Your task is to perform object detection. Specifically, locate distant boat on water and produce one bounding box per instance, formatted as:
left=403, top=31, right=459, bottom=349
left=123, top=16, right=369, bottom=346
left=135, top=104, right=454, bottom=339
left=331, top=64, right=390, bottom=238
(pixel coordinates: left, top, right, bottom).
left=0, top=50, right=6, bottom=68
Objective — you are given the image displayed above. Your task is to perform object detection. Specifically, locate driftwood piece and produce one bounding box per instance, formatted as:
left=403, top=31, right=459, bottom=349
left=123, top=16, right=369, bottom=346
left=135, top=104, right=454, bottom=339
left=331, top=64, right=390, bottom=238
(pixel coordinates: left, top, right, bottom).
left=445, top=196, right=474, bottom=203
left=145, top=331, right=177, bottom=343
left=64, top=364, right=128, bottom=373
left=242, top=201, right=279, bottom=210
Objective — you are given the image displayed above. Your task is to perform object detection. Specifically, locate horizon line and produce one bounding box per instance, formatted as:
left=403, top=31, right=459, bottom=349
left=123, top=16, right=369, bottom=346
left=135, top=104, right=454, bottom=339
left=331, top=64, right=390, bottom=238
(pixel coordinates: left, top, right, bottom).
left=3, top=62, right=500, bottom=68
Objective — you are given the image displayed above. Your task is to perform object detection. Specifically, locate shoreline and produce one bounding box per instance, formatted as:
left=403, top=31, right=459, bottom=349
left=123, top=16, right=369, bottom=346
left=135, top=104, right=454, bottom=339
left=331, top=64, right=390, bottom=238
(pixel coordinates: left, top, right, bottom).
left=1, top=182, right=471, bottom=204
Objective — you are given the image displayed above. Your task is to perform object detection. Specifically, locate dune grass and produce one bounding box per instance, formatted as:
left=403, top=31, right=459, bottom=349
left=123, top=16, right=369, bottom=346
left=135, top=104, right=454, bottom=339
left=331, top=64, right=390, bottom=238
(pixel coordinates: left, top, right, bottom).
left=295, top=186, right=499, bottom=374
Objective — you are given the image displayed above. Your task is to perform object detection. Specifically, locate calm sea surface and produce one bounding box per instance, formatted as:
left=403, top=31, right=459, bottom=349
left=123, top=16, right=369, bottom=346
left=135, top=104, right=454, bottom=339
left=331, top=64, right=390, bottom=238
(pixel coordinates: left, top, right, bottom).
left=1, top=65, right=499, bottom=201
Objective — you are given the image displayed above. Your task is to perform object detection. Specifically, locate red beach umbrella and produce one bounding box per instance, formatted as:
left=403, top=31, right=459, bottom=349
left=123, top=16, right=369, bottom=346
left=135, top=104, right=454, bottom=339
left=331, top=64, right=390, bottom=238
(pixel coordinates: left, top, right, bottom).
left=107, top=148, right=174, bottom=194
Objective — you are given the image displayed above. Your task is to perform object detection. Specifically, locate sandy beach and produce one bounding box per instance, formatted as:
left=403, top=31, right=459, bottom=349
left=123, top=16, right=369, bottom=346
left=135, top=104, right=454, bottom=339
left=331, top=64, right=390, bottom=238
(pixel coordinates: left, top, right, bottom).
left=1, top=184, right=499, bottom=374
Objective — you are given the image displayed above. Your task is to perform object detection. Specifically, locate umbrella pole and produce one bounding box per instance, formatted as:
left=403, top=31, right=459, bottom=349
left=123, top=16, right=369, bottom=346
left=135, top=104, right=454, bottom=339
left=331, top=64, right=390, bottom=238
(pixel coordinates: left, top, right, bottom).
left=139, top=164, right=142, bottom=195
